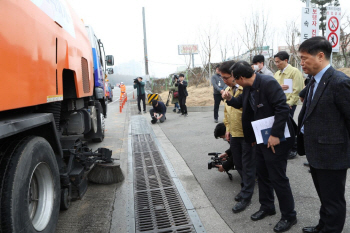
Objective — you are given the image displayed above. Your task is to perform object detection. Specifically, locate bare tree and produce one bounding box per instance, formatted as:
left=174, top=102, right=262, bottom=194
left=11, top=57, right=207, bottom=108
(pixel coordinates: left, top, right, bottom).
left=230, top=33, right=243, bottom=61
left=219, top=35, right=229, bottom=62
left=197, top=49, right=209, bottom=87
left=285, top=20, right=302, bottom=70
left=198, top=23, right=219, bottom=82
left=340, top=15, right=350, bottom=67
left=240, top=10, right=270, bottom=62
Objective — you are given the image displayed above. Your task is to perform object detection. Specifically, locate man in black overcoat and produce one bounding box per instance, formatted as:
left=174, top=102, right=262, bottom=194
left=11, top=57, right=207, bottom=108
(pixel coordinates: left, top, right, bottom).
left=222, top=61, right=297, bottom=233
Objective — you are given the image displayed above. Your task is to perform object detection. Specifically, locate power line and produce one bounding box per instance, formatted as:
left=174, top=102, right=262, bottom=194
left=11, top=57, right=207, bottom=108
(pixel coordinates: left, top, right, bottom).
left=147, top=60, right=185, bottom=66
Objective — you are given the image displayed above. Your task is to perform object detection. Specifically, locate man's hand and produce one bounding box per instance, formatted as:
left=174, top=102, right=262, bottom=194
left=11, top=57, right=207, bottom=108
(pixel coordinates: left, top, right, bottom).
left=215, top=165, right=225, bottom=172
left=251, top=142, right=256, bottom=147
left=157, top=114, right=163, bottom=120
left=281, top=84, right=289, bottom=90
left=153, top=113, right=157, bottom=117
left=222, top=91, right=232, bottom=100
left=225, top=131, right=230, bottom=142
left=267, top=136, right=280, bottom=153
left=288, top=105, right=292, bottom=109
left=219, top=153, right=228, bottom=161
left=300, top=97, right=304, bottom=102
left=220, top=89, right=224, bottom=94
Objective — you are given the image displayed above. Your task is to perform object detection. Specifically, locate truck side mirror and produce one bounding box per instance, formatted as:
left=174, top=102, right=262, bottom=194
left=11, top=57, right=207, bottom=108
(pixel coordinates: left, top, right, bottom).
left=106, top=55, right=114, bottom=66
left=107, top=68, right=114, bottom=74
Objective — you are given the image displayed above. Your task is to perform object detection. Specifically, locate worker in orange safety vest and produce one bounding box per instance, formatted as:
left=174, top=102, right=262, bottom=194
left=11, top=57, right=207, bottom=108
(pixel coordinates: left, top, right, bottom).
left=120, top=82, right=126, bottom=99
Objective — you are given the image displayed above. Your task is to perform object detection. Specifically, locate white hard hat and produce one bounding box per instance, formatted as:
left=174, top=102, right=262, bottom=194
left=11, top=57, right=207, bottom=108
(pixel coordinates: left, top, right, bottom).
left=121, top=82, right=124, bottom=84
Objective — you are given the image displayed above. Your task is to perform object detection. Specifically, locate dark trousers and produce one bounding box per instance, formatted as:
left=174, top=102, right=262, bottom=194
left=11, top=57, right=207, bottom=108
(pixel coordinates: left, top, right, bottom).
left=256, top=144, right=296, bottom=220
left=137, top=94, right=146, bottom=112
left=149, top=109, right=166, bottom=123
left=289, top=105, right=297, bottom=152
left=230, top=136, right=256, bottom=200
left=289, top=105, right=297, bottom=118
left=309, top=166, right=347, bottom=233
left=213, top=94, right=223, bottom=120
left=178, top=96, right=187, bottom=114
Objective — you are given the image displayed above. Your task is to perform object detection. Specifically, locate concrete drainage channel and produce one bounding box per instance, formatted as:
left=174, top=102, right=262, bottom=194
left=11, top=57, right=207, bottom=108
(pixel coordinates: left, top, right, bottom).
left=128, top=115, right=205, bottom=233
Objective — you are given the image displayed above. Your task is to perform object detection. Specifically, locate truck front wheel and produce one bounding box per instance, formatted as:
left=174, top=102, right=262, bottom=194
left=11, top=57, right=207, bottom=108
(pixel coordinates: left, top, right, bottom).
left=0, top=136, right=60, bottom=233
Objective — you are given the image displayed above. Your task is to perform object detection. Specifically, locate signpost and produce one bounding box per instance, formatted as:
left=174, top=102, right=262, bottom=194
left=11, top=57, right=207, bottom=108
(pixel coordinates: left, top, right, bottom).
left=325, top=6, right=341, bottom=53
left=301, top=7, right=320, bottom=43
left=178, top=44, right=198, bottom=69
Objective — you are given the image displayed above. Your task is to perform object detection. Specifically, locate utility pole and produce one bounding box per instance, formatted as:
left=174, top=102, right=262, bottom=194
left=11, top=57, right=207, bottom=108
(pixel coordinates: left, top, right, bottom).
left=142, top=7, right=149, bottom=75
left=191, top=54, right=194, bottom=69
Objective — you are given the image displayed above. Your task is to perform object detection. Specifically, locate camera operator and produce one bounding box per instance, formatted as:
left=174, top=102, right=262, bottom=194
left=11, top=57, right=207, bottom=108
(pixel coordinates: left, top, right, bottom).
left=150, top=99, right=167, bottom=124
left=169, top=75, right=181, bottom=113
left=214, top=122, right=234, bottom=172
left=133, top=77, right=146, bottom=114
left=175, top=74, right=188, bottom=116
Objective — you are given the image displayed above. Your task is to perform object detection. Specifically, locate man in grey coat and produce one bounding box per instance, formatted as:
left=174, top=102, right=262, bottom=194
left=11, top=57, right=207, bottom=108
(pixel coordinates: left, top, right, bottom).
left=252, top=55, right=274, bottom=77
left=211, top=64, right=227, bottom=123
left=297, top=36, right=350, bottom=233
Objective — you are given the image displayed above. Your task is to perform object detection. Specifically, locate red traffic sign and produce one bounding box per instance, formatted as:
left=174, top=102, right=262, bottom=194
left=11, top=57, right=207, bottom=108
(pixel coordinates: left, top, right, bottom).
left=328, top=16, right=339, bottom=32
left=328, top=32, right=338, bottom=48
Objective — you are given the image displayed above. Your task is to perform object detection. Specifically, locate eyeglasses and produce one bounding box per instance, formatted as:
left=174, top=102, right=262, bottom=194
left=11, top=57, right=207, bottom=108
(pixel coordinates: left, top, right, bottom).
left=222, top=75, right=232, bottom=80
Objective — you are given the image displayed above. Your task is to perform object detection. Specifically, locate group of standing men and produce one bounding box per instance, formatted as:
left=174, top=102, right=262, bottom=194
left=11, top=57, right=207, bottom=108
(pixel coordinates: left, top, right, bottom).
left=214, top=36, right=350, bottom=233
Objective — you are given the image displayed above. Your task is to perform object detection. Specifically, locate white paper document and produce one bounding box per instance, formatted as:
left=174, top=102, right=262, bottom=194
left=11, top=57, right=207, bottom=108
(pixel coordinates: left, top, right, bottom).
left=284, top=79, right=293, bottom=93
left=251, top=116, right=291, bottom=144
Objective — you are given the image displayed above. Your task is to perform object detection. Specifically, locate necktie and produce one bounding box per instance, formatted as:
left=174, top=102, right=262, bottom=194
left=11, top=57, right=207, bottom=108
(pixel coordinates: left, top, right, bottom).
left=249, top=90, right=256, bottom=112
left=302, top=76, right=316, bottom=125
left=233, top=86, right=237, bottom=96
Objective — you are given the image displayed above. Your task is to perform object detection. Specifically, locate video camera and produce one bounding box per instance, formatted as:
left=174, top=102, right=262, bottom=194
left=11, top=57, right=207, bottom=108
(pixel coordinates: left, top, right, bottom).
left=134, top=78, right=139, bottom=84
left=207, top=152, right=233, bottom=180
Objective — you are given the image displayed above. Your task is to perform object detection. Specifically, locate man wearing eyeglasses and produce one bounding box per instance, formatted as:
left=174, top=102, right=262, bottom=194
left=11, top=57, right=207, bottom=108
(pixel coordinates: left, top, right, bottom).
left=218, top=60, right=256, bottom=214
left=274, top=51, right=303, bottom=160
left=222, top=61, right=297, bottom=233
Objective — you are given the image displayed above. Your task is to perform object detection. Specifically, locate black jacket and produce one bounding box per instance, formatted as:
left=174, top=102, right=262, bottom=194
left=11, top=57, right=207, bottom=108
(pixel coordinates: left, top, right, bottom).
left=226, top=73, right=295, bottom=155
left=175, top=80, right=188, bottom=97
left=297, top=66, right=350, bottom=169
left=153, top=101, right=167, bottom=115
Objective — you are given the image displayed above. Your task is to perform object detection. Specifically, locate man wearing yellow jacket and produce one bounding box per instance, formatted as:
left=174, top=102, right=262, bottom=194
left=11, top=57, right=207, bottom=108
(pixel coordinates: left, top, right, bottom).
left=274, top=51, right=304, bottom=159
left=273, top=51, right=304, bottom=117
left=217, top=60, right=256, bottom=214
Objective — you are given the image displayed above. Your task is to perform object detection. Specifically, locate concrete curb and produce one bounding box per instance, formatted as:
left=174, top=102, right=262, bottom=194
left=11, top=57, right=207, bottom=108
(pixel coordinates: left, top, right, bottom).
left=150, top=121, right=233, bottom=233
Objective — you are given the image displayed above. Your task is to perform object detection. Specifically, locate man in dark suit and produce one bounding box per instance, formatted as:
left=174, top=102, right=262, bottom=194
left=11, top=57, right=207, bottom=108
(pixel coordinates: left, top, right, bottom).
left=222, top=61, right=297, bottom=233
left=175, top=73, right=188, bottom=116
left=297, top=36, right=350, bottom=233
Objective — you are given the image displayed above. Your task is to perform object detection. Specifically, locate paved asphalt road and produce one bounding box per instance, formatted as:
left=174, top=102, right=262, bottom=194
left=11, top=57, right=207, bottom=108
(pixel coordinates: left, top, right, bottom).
left=157, top=104, right=350, bottom=233
left=56, top=85, right=134, bottom=233
left=55, top=88, right=350, bottom=233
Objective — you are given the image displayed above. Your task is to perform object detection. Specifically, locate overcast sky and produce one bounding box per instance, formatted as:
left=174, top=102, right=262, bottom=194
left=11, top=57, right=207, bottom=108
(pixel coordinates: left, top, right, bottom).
left=68, top=0, right=350, bottom=77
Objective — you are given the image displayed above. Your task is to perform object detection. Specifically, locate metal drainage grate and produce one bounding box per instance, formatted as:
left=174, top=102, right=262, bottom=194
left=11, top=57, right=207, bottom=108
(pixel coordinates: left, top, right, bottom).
left=135, top=188, right=194, bottom=233
left=132, top=133, right=194, bottom=233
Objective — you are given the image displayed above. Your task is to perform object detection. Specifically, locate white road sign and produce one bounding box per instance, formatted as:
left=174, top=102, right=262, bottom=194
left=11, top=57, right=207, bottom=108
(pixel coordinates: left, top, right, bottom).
left=326, top=6, right=341, bottom=52
left=301, top=7, right=320, bottom=43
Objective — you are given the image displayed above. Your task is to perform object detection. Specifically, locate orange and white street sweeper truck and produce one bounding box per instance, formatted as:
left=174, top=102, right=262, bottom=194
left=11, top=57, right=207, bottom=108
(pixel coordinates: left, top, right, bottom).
left=0, top=0, right=116, bottom=232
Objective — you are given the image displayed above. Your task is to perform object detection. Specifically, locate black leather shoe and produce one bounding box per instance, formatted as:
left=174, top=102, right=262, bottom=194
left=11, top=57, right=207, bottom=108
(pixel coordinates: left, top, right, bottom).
left=234, top=193, right=242, bottom=202
left=302, top=225, right=323, bottom=233
left=232, top=199, right=251, bottom=213
left=287, top=151, right=297, bottom=160
left=273, top=218, right=297, bottom=232
left=251, top=210, right=276, bottom=221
